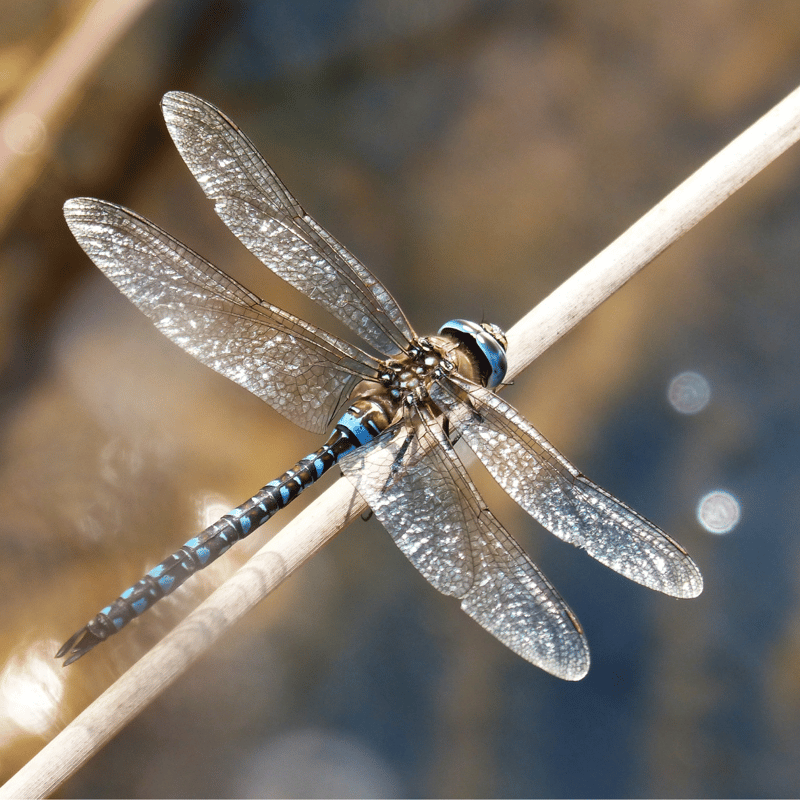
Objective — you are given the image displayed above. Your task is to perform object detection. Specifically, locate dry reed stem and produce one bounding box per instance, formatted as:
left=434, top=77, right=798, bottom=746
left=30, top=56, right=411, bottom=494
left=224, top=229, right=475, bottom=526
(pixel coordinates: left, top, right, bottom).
left=3, top=82, right=800, bottom=799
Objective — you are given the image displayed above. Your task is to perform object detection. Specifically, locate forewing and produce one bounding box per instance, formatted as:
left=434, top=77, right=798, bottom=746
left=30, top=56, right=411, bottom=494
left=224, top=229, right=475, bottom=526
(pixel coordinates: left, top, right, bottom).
left=433, top=374, right=703, bottom=598
left=341, top=408, right=589, bottom=679
left=161, top=91, right=415, bottom=356
left=64, top=198, right=378, bottom=434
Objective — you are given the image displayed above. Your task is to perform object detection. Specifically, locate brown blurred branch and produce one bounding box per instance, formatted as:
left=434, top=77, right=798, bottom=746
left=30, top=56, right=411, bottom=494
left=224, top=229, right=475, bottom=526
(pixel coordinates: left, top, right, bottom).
left=0, top=0, right=157, bottom=231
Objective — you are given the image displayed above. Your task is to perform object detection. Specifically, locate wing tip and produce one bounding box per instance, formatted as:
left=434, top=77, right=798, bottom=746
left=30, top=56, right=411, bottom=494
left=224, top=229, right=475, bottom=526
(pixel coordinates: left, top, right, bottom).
left=161, top=90, right=200, bottom=133
left=63, top=196, right=95, bottom=218
left=63, top=196, right=119, bottom=222
left=161, top=89, right=193, bottom=113
left=679, top=567, right=704, bottom=599
left=161, top=90, right=221, bottom=130
left=549, top=651, right=591, bottom=681
left=657, top=557, right=703, bottom=599
left=497, top=626, right=591, bottom=682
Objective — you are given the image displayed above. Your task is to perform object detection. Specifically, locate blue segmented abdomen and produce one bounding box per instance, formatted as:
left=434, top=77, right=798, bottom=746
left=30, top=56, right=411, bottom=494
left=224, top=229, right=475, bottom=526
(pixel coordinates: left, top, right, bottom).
left=56, top=398, right=390, bottom=665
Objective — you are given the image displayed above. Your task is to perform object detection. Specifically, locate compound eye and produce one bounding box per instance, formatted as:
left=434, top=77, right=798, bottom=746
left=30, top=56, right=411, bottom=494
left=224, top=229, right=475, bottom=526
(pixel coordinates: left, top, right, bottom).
left=437, top=319, right=508, bottom=388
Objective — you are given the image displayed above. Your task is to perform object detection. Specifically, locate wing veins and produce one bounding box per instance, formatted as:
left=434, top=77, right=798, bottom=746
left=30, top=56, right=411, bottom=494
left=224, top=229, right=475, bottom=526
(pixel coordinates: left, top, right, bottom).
left=435, top=374, right=703, bottom=598
left=64, top=197, right=378, bottom=433
left=161, top=91, right=416, bottom=355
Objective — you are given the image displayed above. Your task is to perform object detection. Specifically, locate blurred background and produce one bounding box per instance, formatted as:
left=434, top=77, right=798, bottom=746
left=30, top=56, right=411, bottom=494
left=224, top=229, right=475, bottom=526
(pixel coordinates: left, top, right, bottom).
left=2, top=0, right=800, bottom=796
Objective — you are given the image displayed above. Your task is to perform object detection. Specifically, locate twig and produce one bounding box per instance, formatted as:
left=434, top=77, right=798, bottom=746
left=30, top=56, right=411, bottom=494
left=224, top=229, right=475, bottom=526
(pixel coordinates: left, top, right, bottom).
left=4, top=82, right=800, bottom=799
left=505, top=81, right=800, bottom=374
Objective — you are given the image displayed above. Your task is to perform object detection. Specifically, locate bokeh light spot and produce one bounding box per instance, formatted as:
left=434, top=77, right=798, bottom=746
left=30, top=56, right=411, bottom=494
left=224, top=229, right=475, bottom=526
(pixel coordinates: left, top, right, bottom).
left=668, top=371, right=711, bottom=414
left=2, top=111, right=46, bottom=154
left=0, top=640, right=65, bottom=743
left=697, top=489, right=740, bottom=534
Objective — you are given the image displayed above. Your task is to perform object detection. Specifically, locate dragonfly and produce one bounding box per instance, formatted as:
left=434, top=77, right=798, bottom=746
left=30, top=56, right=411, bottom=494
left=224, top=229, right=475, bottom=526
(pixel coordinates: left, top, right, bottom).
left=58, top=92, right=702, bottom=680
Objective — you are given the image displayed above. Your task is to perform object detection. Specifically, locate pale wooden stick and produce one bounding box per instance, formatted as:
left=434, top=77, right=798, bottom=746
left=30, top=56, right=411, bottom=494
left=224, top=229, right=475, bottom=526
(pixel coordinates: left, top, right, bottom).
left=4, top=83, right=800, bottom=799
left=505, top=83, right=800, bottom=375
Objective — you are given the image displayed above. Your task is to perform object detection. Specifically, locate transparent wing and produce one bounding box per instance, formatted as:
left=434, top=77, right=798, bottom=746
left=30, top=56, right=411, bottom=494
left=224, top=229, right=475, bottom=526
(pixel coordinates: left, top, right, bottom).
left=340, top=418, right=474, bottom=597
left=432, top=374, right=703, bottom=598
left=161, top=91, right=415, bottom=357
left=64, top=198, right=380, bottom=434
left=340, top=406, right=590, bottom=680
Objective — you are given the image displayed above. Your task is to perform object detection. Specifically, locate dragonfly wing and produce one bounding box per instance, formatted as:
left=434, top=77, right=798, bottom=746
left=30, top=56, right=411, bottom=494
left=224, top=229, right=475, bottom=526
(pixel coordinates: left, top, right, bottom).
left=461, top=505, right=589, bottom=681
left=432, top=375, right=703, bottom=598
left=340, top=407, right=589, bottom=680
left=64, top=198, right=378, bottom=434
left=340, top=419, right=474, bottom=596
left=161, top=91, right=415, bottom=357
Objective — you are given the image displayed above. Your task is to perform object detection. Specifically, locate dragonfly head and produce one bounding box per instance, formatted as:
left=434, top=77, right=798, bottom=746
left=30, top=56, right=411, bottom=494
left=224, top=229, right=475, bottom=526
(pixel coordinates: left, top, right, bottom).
left=438, top=319, right=508, bottom=389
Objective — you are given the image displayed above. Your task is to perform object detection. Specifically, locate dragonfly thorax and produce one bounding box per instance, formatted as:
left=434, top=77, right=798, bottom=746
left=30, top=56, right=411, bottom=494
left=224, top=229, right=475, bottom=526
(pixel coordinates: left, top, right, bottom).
left=373, top=320, right=508, bottom=409
left=376, top=338, right=451, bottom=402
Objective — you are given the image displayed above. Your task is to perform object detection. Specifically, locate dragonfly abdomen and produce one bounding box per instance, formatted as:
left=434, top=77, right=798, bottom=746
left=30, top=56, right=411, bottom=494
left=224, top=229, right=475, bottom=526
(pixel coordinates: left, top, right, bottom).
left=57, top=397, right=390, bottom=665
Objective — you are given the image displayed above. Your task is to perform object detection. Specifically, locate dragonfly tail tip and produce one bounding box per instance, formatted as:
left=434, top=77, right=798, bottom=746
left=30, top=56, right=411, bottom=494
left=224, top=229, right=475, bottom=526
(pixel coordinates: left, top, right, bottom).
left=55, top=627, right=103, bottom=665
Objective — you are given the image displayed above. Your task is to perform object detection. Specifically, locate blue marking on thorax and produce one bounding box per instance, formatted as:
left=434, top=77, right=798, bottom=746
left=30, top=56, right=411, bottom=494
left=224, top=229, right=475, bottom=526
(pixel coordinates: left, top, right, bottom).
left=158, top=574, right=175, bottom=592
left=120, top=587, right=134, bottom=600
left=279, top=485, right=291, bottom=505
left=196, top=546, right=211, bottom=565
left=112, top=617, right=125, bottom=630
left=101, top=606, right=112, bottom=616
left=314, top=457, right=325, bottom=477
left=337, top=409, right=378, bottom=447
left=184, top=537, right=200, bottom=549
left=148, top=564, right=165, bottom=578
left=240, top=516, right=251, bottom=534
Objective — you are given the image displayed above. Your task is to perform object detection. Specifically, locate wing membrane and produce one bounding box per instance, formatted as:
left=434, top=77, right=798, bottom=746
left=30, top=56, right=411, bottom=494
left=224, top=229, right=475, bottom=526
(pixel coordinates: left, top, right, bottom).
left=339, top=419, right=474, bottom=596
left=64, top=198, right=379, bottom=434
left=341, top=407, right=589, bottom=680
left=161, top=91, right=415, bottom=356
left=432, top=374, right=703, bottom=598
